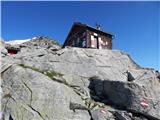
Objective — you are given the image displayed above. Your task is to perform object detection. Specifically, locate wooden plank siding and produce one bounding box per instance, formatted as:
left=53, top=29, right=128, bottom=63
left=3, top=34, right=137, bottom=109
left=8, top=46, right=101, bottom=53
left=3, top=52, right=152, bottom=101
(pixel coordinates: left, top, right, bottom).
left=86, top=30, right=112, bottom=49
left=64, top=25, right=86, bottom=47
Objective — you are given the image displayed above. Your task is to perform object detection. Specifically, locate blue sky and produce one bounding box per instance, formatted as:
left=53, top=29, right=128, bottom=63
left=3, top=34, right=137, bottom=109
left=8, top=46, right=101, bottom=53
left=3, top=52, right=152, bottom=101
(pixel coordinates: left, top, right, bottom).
left=1, top=1, right=160, bottom=70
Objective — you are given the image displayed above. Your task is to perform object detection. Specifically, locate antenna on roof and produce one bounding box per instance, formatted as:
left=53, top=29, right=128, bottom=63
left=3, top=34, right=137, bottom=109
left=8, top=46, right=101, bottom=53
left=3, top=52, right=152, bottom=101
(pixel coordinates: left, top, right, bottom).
left=95, top=22, right=101, bottom=30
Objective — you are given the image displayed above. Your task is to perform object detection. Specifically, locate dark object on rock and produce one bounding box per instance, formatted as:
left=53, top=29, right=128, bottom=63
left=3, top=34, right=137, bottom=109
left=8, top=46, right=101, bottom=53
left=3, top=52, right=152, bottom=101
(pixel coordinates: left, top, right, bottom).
left=5, top=45, right=20, bottom=55
left=126, top=71, right=135, bottom=82
left=157, top=74, right=160, bottom=80
left=9, top=115, right=14, bottom=120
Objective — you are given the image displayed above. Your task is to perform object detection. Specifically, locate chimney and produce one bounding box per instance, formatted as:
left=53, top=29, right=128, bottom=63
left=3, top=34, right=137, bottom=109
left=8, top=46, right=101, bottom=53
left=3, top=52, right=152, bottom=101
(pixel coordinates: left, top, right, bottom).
left=96, top=23, right=101, bottom=30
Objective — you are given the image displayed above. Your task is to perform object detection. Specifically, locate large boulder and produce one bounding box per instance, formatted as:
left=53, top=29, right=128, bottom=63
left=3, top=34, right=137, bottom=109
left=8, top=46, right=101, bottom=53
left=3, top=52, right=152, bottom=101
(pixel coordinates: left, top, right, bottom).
left=12, top=47, right=140, bottom=81
left=1, top=65, right=91, bottom=120
left=89, top=75, right=160, bottom=120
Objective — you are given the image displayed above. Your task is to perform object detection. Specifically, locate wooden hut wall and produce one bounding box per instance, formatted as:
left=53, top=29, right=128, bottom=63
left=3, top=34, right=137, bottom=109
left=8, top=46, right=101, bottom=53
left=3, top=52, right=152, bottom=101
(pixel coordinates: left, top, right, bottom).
left=87, top=30, right=112, bottom=49
left=66, top=26, right=87, bottom=48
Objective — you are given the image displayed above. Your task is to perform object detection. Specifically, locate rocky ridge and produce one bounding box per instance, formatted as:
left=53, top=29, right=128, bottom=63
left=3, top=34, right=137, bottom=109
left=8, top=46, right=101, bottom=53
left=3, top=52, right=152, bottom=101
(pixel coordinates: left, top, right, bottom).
left=1, top=37, right=160, bottom=120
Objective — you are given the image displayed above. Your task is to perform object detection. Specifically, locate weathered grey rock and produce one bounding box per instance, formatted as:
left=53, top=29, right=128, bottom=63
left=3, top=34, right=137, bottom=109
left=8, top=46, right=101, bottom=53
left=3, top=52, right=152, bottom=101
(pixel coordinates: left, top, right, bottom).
left=114, top=111, right=132, bottom=120
left=113, top=110, right=148, bottom=120
left=1, top=45, right=159, bottom=120
left=23, top=36, right=61, bottom=49
left=90, top=77, right=160, bottom=120
left=1, top=65, right=91, bottom=120
left=1, top=44, right=8, bottom=56
left=11, top=47, right=141, bottom=81
left=90, top=108, right=115, bottom=120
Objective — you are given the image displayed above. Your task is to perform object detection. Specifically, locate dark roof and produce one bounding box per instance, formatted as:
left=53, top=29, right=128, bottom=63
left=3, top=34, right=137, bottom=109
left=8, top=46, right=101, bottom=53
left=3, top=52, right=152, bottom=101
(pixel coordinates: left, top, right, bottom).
left=73, top=22, right=113, bottom=37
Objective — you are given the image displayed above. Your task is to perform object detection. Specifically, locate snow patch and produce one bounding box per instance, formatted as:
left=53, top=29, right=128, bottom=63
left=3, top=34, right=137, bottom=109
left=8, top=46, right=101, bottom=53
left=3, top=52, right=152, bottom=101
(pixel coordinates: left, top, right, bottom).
left=5, top=39, right=31, bottom=45
left=32, top=37, right=37, bottom=40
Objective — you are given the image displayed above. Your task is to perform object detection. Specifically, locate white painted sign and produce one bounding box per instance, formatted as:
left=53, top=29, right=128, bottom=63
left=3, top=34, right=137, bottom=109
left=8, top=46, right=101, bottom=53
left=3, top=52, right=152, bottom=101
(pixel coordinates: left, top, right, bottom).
left=91, top=35, right=95, bottom=47
left=91, top=35, right=94, bottom=40
left=98, top=37, right=102, bottom=49
left=94, top=33, right=98, bottom=36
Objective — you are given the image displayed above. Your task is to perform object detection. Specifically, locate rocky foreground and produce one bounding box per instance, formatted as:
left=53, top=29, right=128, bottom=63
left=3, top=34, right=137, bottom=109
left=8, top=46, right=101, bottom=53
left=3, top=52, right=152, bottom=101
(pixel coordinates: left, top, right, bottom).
left=1, top=37, right=160, bottom=120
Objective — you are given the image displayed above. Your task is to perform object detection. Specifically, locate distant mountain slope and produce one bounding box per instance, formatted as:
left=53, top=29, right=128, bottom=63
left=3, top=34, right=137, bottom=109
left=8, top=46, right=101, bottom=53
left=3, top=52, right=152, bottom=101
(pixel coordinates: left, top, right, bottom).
left=23, top=36, right=61, bottom=48
left=4, top=36, right=61, bottom=51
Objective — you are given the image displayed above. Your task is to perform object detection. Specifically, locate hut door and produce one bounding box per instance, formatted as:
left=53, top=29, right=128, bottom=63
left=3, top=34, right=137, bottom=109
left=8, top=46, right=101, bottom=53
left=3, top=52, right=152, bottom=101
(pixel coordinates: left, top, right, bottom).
left=94, top=37, right=99, bottom=48
left=91, top=35, right=99, bottom=48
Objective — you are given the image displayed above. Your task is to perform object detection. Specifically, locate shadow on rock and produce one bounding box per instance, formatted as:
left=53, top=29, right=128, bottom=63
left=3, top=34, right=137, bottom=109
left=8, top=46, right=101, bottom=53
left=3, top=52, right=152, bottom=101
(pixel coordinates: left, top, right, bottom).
left=88, top=76, right=133, bottom=110
left=88, top=76, right=160, bottom=120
